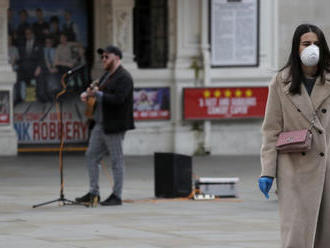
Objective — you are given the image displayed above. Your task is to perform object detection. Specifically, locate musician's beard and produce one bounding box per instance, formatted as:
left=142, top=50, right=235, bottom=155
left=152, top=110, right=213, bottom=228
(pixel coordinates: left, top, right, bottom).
left=105, top=60, right=115, bottom=71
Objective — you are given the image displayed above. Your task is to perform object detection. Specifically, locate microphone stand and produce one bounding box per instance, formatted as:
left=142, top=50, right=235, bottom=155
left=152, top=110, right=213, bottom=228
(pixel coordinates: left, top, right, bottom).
left=33, top=72, right=85, bottom=208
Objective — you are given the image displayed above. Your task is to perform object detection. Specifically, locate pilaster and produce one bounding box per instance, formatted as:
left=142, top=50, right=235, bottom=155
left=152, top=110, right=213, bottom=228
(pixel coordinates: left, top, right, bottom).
left=172, top=0, right=202, bottom=155
left=0, top=0, right=17, bottom=156
left=92, top=0, right=137, bottom=78
left=111, top=0, right=137, bottom=70
left=201, top=0, right=211, bottom=154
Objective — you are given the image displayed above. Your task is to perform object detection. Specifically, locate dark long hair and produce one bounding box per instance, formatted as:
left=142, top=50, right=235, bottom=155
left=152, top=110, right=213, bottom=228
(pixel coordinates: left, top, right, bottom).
left=280, top=24, right=330, bottom=95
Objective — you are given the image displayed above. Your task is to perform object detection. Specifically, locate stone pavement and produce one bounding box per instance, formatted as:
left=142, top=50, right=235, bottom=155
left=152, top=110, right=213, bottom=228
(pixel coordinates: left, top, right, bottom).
left=0, top=154, right=280, bottom=248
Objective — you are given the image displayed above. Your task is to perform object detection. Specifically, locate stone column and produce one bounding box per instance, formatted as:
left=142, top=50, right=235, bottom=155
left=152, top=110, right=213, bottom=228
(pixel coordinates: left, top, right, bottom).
left=111, top=0, right=137, bottom=69
left=172, top=0, right=202, bottom=155
left=0, top=0, right=17, bottom=155
left=92, top=0, right=137, bottom=77
left=92, top=0, right=112, bottom=77
left=201, top=0, right=211, bottom=154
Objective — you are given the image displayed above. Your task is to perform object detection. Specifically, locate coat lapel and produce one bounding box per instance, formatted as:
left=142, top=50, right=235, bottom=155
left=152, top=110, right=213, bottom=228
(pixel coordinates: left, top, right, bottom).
left=282, top=78, right=323, bottom=131
left=310, top=74, right=330, bottom=110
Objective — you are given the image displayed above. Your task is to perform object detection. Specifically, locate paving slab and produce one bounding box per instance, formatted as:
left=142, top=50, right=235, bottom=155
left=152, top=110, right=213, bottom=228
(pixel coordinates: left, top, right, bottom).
left=0, top=154, right=280, bottom=248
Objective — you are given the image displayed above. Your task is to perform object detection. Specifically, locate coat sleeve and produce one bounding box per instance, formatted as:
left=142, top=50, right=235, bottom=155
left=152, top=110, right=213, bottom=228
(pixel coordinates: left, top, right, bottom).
left=102, top=75, right=133, bottom=105
left=260, top=75, right=283, bottom=178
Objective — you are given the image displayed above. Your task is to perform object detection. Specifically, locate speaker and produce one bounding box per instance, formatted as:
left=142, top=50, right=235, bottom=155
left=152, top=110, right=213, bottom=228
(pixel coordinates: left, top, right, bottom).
left=154, top=152, right=192, bottom=198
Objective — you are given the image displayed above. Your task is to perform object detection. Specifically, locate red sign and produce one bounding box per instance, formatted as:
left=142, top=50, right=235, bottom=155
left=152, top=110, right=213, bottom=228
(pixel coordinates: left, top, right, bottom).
left=0, top=114, right=9, bottom=124
left=0, top=91, right=10, bottom=125
left=183, top=87, right=268, bottom=120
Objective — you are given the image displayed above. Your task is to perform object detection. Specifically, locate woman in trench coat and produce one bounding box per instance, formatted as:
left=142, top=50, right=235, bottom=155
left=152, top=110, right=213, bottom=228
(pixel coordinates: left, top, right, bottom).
left=259, top=24, right=330, bottom=248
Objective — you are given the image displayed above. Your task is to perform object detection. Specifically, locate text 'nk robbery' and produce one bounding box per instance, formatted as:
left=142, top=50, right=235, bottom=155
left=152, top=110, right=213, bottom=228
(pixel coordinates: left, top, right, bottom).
left=14, top=121, right=88, bottom=142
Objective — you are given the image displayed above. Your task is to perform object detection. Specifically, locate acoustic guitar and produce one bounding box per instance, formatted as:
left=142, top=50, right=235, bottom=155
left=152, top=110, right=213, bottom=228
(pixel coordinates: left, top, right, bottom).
left=84, top=80, right=99, bottom=119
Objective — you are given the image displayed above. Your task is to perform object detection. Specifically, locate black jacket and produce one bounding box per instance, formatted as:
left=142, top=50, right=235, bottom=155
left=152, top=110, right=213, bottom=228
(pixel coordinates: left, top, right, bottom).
left=99, top=65, right=135, bottom=134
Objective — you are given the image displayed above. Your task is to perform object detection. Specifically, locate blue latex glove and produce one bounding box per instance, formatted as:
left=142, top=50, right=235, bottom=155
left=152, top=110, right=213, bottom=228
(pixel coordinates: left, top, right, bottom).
left=258, top=176, right=273, bottom=199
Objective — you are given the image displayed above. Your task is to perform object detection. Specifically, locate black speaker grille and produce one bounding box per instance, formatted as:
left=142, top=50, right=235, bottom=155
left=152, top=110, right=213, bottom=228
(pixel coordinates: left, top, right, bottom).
left=154, top=153, right=192, bottom=198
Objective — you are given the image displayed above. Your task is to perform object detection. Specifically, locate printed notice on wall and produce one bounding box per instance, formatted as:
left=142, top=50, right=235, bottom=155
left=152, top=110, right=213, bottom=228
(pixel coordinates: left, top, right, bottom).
left=0, top=91, right=10, bottom=125
left=211, top=0, right=258, bottom=66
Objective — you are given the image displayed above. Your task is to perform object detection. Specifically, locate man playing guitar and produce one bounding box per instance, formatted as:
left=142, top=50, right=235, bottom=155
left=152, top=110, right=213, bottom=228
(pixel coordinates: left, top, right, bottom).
left=76, top=45, right=135, bottom=206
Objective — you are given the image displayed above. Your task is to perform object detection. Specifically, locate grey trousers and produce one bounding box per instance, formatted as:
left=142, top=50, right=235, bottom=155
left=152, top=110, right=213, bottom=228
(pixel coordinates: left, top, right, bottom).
left=85, top=124, right=125, bottom=197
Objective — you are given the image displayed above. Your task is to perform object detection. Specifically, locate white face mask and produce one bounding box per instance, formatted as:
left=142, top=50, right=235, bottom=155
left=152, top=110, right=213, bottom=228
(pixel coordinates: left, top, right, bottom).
left=300, top=44, right=320, bottom=66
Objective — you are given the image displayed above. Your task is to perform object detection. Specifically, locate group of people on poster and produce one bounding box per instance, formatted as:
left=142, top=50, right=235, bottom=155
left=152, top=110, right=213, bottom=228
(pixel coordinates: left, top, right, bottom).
left=8, top=8, right=86, bottom=104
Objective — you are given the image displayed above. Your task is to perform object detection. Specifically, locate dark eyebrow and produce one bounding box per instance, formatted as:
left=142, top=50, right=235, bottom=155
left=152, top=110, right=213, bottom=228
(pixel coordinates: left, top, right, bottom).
left=301, top=41, right=314, bottom=45
left=302, top=40, right=319, bottom=43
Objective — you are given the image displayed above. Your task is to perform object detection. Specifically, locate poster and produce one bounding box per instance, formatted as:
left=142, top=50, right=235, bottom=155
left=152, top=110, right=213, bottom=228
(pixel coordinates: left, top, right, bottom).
left=9, top=0, right=90, bottom=145
left=134, top=88, right=170, bottom=120
left=210, top=0, right=259, bottom=66
left=183, top=87, right=268, bottom=120
left=0, top=91, right=10, bottom=125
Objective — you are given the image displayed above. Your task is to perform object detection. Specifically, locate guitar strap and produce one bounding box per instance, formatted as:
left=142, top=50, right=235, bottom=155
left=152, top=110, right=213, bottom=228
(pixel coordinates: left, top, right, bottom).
left=98, top=71, right=111, bottom=90
left=98, top=66, right=120, bottom=91
left=92, top=70, right=114, bottom=110
left=91, top=66, right=121, bottom=111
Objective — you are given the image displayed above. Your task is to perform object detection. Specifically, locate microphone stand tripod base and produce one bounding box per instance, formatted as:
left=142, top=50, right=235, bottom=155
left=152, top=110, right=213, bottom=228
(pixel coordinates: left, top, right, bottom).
left=33, top=194, right=88, bottom=208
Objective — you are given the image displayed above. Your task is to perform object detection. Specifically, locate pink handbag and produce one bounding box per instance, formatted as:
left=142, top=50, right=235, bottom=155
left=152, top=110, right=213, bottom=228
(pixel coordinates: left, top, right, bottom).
left=276, top=129, right=312, bottom=153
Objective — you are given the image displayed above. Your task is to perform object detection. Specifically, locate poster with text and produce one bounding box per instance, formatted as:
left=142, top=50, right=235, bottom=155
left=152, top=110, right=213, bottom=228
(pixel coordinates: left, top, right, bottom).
left=134, top=87, right=170, bottom=120
left=0, top=91, right=10, bottom=125
left=183, top=87, right=268, bottom=120
left=10, top=0, right=90, bottom=145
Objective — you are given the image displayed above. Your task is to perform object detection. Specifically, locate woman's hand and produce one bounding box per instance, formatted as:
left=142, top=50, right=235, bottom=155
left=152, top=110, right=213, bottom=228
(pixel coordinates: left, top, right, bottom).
left=258, top=176, right=274, bottom=199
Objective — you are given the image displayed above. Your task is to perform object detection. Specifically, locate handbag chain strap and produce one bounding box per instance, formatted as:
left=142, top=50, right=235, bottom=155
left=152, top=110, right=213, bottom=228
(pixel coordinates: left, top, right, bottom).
left=308, top=110, right=318, bottom=131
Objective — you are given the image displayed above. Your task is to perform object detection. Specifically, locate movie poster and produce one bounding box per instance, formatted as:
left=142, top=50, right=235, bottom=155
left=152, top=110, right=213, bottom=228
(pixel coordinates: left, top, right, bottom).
left=9, top=0, right=90, bottom=145
left=0, top=91, right=10, bottom=125
left=134, top=88, right=170, bottom=120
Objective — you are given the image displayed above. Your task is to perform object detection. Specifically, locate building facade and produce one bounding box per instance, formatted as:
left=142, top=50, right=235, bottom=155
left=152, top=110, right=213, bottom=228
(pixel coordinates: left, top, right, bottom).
left=0, top=0, right=330, bottom=155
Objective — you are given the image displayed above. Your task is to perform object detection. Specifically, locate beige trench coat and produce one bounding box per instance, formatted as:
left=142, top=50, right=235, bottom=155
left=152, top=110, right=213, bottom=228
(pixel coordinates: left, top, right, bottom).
left=261, top=69, right=330, bottom=248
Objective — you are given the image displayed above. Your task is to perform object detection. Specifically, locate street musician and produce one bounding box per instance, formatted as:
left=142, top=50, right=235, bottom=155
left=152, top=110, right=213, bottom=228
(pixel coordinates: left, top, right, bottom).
left=76, top=45, right=135, bottom=206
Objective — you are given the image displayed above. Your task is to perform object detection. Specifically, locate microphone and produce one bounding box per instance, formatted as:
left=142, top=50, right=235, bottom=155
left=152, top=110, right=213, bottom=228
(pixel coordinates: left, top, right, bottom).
left=67, top=64, right=86, bottom=75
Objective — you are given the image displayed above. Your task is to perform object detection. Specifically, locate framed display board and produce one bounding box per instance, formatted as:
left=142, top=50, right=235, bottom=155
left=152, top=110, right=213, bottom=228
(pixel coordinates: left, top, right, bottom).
left=183, top=86, right=268, bottom=120
left=134, top=87, right=170, bottom=120
left=10, top=0, right=91, bottom=145
left=0, top=91, right=10, bottom=125
left=210, top=0, right=259, bottom=67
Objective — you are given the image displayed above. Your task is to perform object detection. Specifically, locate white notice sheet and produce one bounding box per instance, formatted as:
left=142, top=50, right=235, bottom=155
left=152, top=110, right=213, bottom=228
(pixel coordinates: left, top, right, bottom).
left=211, top=0, right=258, bottom=66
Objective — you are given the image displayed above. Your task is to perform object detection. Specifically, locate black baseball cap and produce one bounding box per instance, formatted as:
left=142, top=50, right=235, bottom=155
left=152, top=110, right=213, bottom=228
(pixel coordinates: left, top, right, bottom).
left=97, top=45, right=122, bottom=59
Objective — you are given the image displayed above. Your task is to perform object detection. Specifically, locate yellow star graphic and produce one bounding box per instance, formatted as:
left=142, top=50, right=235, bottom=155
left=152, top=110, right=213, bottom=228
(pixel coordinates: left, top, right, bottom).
left=214, top=90, right=221, bottom=98
left=235, top=90, right=242, bottom=97
left=224, top=90, right=232, bottom=97
left=204, top=90, right=211, bottom=98
left=245, top=89, right=253, bottom=97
